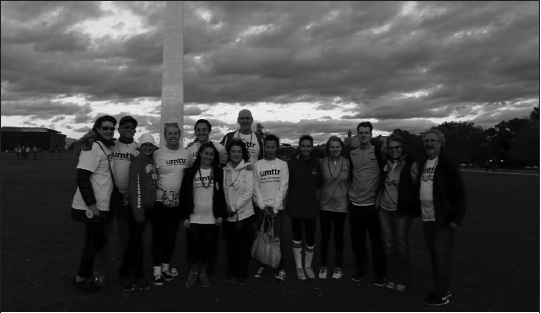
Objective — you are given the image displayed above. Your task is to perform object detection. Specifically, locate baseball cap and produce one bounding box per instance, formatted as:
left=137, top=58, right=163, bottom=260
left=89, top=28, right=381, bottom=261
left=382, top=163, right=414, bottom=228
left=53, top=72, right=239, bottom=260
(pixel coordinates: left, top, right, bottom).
left=139, top=133, right=156, bottom=146
left=119, top=116, right=138, bottom=126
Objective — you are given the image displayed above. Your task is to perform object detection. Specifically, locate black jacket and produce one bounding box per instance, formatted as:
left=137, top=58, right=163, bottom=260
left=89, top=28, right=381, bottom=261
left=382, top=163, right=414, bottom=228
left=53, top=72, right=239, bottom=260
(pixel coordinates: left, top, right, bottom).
left=179, top=166, right=227, bottom=220
left=417, top=151, right=466, bottom=225
left=377, top=153, right=421, bottom=217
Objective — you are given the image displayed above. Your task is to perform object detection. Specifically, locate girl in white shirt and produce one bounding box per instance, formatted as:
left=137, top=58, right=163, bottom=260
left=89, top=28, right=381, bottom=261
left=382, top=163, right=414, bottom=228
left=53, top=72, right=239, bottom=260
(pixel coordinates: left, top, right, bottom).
left=150, top=122, right=193, bottom=286
left=180, top=143, right=227, bottom=288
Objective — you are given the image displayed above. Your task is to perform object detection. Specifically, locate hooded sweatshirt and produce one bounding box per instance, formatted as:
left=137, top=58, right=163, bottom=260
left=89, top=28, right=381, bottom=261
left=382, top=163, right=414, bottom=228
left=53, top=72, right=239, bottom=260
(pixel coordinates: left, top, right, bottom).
left=129, top=150, right=158, bottom=221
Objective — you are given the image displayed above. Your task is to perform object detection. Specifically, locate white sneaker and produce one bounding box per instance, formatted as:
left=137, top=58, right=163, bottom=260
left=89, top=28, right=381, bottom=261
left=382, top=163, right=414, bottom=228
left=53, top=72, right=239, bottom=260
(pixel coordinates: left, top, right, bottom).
left=319, top=267, right=328, bottom=279
left=275, top=269, right=286, bottom=281
left=332, top=267, right=343, bottom=279
left=304, top=267, right=316, bottom=279
left=296, top=268, right=307, bottom=281
left=254, top=267, right=265, bottom=278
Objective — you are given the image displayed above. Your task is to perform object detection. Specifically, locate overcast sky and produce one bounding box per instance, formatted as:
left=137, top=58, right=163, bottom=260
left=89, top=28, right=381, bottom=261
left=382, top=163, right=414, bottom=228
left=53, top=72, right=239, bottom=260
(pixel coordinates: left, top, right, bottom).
left=1, top=1, right=539, bottom=145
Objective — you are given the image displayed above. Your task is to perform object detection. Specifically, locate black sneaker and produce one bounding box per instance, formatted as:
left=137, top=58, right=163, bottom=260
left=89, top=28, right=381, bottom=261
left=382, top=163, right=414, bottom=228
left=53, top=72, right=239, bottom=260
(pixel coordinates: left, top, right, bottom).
left=119, top=277, right=134, bottom=291
left=133, top=277, right=150, bottom=290
left=73, top=276, right=99, bottom=293
left=350, top=272, right=365, bottom=282
left=425, top=290, right=452, bottom=299
left=233, top=277, right=245, bottom=286
left=162, top=270, right=174, bottom=281
left=374, top=277, right=386, bottom=287
left=153, top=274, right=164, bottom=286
left=424, top=293, right=450, bottom=306
left=224, top=275, right=236, bottom=283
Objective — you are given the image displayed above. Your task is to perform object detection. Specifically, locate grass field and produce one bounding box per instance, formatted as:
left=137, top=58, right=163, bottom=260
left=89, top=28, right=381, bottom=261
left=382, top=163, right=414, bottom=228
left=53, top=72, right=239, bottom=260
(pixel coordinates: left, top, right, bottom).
left=1, top=152, right=539, bottom=312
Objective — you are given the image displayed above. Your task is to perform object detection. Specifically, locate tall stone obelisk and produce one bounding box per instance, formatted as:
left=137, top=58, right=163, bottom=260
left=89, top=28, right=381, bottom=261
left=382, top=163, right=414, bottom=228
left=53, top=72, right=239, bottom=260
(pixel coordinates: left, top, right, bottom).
left=160, top=1, right=184, bottom=146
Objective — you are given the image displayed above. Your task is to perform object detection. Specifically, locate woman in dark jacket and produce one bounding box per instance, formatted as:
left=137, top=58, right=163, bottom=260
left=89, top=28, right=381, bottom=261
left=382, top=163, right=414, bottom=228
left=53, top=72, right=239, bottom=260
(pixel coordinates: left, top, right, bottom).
left=285, top=134, right=322, bottom=281
left=376, top=134, right=420, bottom=292
left=180, top=142, right=227, bottom=288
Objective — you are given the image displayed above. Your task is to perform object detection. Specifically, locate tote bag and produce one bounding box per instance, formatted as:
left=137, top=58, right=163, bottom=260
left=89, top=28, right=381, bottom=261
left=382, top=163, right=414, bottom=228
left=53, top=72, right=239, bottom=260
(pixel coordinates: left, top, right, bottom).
left=251, top=216, right=281, bottom=268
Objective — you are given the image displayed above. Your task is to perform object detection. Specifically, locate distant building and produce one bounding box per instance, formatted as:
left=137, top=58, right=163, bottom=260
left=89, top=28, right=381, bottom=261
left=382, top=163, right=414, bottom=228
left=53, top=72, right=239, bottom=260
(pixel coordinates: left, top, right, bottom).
left=1, top=127, right=66, bottom=151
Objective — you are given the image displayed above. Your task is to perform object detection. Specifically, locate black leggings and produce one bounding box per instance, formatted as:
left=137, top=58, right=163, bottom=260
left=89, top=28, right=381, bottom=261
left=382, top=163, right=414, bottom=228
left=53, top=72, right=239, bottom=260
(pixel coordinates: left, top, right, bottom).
left=148, top=202, right=182, bottom=266
left=319, top=210, right=347, bottom=268
left=291, top=217, right=316, bottom=246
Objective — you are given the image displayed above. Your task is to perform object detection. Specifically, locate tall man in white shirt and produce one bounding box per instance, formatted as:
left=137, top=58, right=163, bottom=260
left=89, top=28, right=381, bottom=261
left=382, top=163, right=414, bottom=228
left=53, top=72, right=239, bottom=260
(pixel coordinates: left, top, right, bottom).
left=220, top=109, right=265, bottom=165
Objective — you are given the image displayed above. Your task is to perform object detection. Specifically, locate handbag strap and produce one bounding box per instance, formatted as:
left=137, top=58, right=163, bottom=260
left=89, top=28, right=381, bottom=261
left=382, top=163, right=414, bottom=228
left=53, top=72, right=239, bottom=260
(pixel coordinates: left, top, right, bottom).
left=95, top=141, right=117, bottom=185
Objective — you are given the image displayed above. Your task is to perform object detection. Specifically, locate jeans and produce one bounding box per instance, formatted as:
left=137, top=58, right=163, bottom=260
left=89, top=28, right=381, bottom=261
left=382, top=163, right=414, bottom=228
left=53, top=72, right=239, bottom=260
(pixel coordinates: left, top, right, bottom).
left=349, top=203, right=385, bottom=279
left=224, top=214, right=256, bottom=278
left=77, top=222, right=108, bottom=279
left=423, top=221, right=456, bottom=295
left=94, top=208, right=130, bottom=276
left=379, top=208, right=413, bottom=285
left=319, top=210, right=347, bottom=268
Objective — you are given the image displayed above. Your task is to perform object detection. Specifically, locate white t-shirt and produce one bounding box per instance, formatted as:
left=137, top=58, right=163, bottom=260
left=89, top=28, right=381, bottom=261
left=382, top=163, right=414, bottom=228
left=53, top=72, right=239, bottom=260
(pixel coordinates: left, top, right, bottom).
left=71, top=142, right=113, bottom=212
left=111, top=141, right=139, bottom=199
left=253, top=158, right=289, bottom=213
left=237, top=131, right=260, bottom=166
left=154, top=146, right=193, bottom=200
left=190, top=168, right=215, bottom=224
left=187, top=140, right=228, bottom=165
left=420, top=158, right=438, bottom=222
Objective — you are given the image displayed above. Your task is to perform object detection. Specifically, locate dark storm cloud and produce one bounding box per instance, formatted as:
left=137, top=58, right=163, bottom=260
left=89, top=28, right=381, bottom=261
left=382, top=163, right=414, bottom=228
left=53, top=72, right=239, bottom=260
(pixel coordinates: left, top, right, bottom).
left=1, top=100, right=88, bottom=118
left=1, top=1, right=538, bottom=132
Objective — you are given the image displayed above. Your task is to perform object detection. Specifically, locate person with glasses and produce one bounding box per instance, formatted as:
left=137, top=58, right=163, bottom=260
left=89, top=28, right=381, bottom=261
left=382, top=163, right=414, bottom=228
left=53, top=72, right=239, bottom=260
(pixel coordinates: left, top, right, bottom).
left=71, top=115, right=117, bottom=292
left=120, top=133, right=159, bottom=291
left=222, top=140, right=255, bottom=286
left=319, top=136, right=350, bottom=280
left=347, top=121, right=387, bottom=286
left=179, top=142, right=227, bottom=288
left=375, top=134, right=419, bottom=292
left=418, top=129, right=466, bottom=306
left=220, top=109, right=265, bottom=165
left=187, top=119, right=228, bottom=167
left=285, top=134, right=322, bottom=281
left=72, top=115, right=141, bottom=288
left=151, top=122, right=194, bottom=286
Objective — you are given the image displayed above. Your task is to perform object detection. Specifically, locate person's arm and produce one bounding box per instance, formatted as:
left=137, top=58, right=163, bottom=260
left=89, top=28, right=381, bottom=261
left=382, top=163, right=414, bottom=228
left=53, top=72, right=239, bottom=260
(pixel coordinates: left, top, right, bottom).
left=72, top=131, right=96, bottom=157
left=77, top=169, right=96, bottom=206
left=252, top=162, right=265, bottom=210
left=410, top=162, right=419, bottom=186
left=448, top=161, right=466, bottom=228
left=274, top=161, right=289, bottom=213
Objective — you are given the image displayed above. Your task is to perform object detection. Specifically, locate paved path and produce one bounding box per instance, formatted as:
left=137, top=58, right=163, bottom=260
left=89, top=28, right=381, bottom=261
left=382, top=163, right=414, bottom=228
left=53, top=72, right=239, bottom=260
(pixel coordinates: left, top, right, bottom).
left=460, top=169, right=539, bottom=177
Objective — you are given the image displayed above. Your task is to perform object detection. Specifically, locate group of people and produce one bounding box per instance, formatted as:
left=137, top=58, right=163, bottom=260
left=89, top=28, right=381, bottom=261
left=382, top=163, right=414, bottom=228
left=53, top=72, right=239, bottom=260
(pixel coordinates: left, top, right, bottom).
left=70, top=109, right=466, bottom=306
left=15, top=145, right=38, bottom=160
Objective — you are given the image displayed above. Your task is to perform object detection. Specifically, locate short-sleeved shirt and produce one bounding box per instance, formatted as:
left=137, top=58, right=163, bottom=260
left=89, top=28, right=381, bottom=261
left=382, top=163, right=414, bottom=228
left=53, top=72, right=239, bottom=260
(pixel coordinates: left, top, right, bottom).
left=420, top=158, right=438, bottom=222
left=110, top=141, right=139, bottom=198
left=154, top=146, right=193, bottom=200
left=237, top=131, right=260, bottom=166
left=71, top=142, right=113, bottom=212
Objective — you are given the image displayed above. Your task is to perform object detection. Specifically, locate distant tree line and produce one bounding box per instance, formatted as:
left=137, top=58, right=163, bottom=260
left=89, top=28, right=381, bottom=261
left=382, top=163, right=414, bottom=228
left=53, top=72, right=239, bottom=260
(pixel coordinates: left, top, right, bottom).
left=261, top=107, right=540, bottom=168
